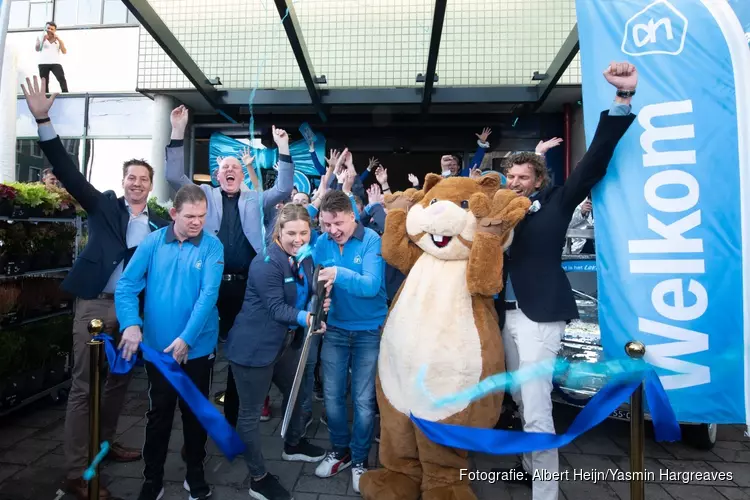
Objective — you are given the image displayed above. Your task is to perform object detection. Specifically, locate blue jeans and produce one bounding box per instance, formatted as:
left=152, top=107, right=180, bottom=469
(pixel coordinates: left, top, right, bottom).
left=321, top=326, right=380, bottom=464
left=300, top=334, right=321, bottom=416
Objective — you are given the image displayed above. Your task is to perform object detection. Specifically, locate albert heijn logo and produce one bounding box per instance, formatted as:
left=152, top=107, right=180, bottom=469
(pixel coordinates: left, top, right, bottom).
left=622, top=0, right=688, bottom=57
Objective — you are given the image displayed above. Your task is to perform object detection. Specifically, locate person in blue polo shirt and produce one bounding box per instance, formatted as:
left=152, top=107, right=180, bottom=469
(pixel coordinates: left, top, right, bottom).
left=115, top=184, right=224, bottom=500
left=311, top=190, right=388, bottom=493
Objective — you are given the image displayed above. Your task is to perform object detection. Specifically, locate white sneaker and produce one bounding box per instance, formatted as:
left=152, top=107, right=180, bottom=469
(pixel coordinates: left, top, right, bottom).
left=351, top=462, right=367, bottom=493
left=314, top=450, right=352, bottom=478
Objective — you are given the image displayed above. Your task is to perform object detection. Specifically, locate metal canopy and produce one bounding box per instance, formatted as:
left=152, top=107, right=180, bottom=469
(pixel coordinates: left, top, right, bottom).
left=128, top=1, right=579, bottom=116
left=420, top=0, right=448, bottom=112
left=121, top=0, right=226, bottom=112
left=273, top=0, right=328, bottom=121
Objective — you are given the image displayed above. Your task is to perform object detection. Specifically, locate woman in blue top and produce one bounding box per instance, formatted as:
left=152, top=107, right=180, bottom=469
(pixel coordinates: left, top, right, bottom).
left=226, top=203, right=329, bottom=500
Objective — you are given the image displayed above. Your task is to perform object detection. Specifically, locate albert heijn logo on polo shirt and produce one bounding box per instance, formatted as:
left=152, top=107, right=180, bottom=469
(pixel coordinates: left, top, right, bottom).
left=353, top=254, right=362, bottom=265
left=195, top=260, right=203, bottom=270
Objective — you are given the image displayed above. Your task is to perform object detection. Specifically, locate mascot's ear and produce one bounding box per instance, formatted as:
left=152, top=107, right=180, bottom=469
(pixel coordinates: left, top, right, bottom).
left=422, top=173, right=443, bottom=194
left=476, top=172, right=501, bottom=199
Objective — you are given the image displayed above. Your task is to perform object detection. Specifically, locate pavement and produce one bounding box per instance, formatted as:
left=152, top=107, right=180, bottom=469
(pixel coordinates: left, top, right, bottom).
left=1, top=352, right=749, bottom=500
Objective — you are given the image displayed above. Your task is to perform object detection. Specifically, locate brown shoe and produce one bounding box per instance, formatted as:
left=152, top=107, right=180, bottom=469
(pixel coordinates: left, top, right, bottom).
left=107, top=442, right=142, bottom=462
left=63, top=477, right=111, bottom=499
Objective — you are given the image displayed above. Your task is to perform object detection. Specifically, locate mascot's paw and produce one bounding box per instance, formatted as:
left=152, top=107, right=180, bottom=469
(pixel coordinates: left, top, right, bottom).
left=359, top=469, right=421, bottom=500
left=423, top=484, right=478, bottom=500
left=385, top=188, right=424, bottom=212
left=477, top=190, right=531, bottom=240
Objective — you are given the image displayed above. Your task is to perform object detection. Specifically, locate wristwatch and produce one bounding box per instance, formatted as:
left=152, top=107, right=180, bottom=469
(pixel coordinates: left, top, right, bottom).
left=616, top=89, right=636, bottom=98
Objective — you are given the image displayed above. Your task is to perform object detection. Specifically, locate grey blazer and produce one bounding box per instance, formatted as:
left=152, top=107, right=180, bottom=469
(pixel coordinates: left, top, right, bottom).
left=165, top=144, right=294, bottom=254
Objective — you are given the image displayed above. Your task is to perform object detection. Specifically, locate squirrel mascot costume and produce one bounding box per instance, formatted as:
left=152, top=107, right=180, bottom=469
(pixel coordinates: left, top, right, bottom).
left=359, top=172, right=530, bottom=500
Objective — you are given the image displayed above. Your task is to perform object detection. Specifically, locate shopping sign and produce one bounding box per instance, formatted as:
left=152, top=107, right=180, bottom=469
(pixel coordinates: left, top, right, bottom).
left=575, top=0, right=750, bottom=426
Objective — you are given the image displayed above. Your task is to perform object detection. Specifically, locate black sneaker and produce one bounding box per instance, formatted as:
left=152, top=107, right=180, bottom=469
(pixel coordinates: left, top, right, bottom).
left=282, top=437, right=326, bottom=462
left=137, top=480, right=164, bottom=500
left=249, top=474, right=291, bottom=500
left=183, top=478, right=212, bottom=499
left=314, top=449, right=352, bottom=478
left=492, top=461, right=532, bottom=487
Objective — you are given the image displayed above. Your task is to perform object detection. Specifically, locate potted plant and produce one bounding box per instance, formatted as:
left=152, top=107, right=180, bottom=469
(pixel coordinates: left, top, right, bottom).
left=148, top=197, right=171, bottom=220
left=0, top=330, right=27, bottom=410
left=51, top=224, right=76, bottom=268
left=45, top=185, right=80, bottom=218
left=0, top=184, right=18, bottom=217
left=1, top=223, right=31, bottom=275
left=6, top=182, right=49, bottom=219
left=0, top=283, right=21, bottom=325
left=29, top=225, right=55, bottom=271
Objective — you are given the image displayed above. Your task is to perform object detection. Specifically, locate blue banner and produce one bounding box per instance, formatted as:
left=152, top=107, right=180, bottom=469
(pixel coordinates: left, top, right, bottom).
left=576, top=0, right=750, bottom=425
left=208, top=132, right=325, bottom=192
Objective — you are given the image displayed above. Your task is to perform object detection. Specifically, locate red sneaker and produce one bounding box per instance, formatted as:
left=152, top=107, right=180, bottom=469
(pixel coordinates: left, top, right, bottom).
left=260, top=395, right=271, bottom=421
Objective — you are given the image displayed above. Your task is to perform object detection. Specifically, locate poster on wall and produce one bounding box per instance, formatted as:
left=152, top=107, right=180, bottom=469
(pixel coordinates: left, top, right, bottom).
left=208, top=132, right=325, bottom=194
left=576, top=0, right=750, bottom=428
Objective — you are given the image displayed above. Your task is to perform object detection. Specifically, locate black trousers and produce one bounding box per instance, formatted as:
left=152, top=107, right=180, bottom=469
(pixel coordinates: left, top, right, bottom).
left=143, top=354, right=214, bottom=486
left=38, top=64, right=68, bottom=92
left=218, top=278, right=246, bottom=427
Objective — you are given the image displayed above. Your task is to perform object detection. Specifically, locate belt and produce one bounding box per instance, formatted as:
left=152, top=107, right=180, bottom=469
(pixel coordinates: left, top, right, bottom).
left=96, top=293, right=115, bottom=301
left=222, top=274, right=247, bottom=282
left=504, top=301, right=519, bottom=311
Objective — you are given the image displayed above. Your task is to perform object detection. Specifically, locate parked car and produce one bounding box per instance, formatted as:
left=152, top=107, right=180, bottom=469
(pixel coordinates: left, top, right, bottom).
left=551, top=253, right=717, bottom=450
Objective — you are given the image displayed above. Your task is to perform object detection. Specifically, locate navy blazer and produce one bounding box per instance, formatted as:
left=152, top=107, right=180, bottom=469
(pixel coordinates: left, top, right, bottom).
left=226, top=242, right=314, bottom=368
left=38, top=136, right=168, bottom=299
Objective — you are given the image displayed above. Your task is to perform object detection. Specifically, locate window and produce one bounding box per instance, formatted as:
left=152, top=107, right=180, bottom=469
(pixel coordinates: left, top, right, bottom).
left=8, top=0, right=139, bottom=30
left=29, top=167, right=42, bottom=182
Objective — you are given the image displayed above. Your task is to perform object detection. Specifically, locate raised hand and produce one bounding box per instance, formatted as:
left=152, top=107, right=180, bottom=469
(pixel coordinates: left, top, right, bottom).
left=241, top=146, right=254, bottom=167
left=20, top=76, right=56, bottom=119
left=477, top=190, right=532, bottom=240
left=375, top=166, right=388, bottom=185
left=604, top=61, right=638, bottom=91
left=476, top=127, right=492, bottom=143
left=368, top=157, right=380, bottom=172
left=170, top=105, right=189, bottom=139
left=535, top=137, right=563, bottom=155
left=469, top=168, right=482, bottom=180
left=272, top=126, right=290, bottom=154
left=408, top=173, right=419, bottom=187
left=326, top=149, right=341, bottom=169
left=342, top=169, right=356, bottom=194
left=367, top=183, right=385, bottom=205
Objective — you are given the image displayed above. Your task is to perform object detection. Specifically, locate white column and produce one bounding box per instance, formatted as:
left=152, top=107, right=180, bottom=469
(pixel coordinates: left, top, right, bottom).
left=0, top=44, right=17, bottom=183
left=150, top=94, right=176, bottom=202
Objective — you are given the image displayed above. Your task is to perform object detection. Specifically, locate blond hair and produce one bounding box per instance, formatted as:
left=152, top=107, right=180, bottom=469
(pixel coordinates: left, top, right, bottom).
left=272, top=203, right=312, bottom=242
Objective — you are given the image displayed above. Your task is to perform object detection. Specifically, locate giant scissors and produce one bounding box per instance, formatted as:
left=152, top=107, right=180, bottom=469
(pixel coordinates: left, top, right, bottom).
left=281, top=264, right=329, bottom=439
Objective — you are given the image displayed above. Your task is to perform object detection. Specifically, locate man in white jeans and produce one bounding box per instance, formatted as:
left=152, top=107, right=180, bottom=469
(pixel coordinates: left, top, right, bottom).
left=496, top=61, right=639, bottom=500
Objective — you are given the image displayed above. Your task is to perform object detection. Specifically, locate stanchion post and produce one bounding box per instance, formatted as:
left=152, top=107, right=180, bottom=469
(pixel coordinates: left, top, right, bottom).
left=87, top=319, right=105, bottom=500
left=625, top=340, right=646, bottom=500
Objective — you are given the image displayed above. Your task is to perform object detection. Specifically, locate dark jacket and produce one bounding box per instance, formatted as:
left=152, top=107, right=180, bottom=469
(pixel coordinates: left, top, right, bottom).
left=497, top=109, right=636, bottom=328
left=39, top=136, right=168, bottom=300
left=226, top=242, right=314, bottom=367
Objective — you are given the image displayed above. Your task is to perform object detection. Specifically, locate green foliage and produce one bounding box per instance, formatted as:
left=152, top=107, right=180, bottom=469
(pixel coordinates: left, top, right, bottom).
left=147, top=197, right=171, bottom=221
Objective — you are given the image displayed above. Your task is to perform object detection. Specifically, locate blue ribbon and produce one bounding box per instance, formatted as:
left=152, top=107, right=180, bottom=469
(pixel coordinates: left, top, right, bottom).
left=83, top=441, right=109, bottom=480
left=410, top=366, right=680, bottom=455
left=94, top=334, right=246, bottom=460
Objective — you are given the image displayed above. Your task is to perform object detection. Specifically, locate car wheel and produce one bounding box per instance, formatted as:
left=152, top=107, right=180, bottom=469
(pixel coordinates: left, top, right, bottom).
left=681, top=423, right=717, bottom=450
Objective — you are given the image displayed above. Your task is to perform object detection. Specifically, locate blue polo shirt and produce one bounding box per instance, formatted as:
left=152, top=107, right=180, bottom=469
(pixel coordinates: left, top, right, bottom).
left=115, top=224, right=225, bottom=360
left=313, top=222, right=388, bottom=332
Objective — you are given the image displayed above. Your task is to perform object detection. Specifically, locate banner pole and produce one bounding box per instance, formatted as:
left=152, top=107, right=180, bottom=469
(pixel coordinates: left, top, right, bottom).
left=625, top=341, right=646, bottom=500
left=87, top=319, right=105, bottom=500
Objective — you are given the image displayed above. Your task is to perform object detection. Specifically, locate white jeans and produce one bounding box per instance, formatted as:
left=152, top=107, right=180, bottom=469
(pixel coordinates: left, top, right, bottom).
left=503, top=308, right=565, bottom=500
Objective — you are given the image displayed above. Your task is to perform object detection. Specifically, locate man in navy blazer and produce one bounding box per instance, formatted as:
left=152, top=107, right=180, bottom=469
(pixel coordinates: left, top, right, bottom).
left=22, top=76, right=169, bottom=500
left=495, top=63, right=639, bottom=500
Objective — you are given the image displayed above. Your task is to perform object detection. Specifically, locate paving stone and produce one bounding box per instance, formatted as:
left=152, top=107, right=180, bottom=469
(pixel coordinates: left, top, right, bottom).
left=573, top=435, right=627, bottom=456
left=607, top=482, right=674, bottom=500
left=718, top=426, right=750, bottom=441
left=265, top=459, right=303, bottom=491
left=471, top=480, right=514, bottom=500
left=712, top=448, right=750, bottom=463
left=12, top=409, right=66, bottom=429
left=661, top=441, right=723, bottom=461
left=559, top=478, right=620, bottom=499
left=106, top=476, right=143, bottom=500
left=663, top=484, right=728, bottom=500
left=716, top=441, right=747, bottom=450
left=0, top=438, right=60, bottom=465
left=0, top=465, right=67, bottom=500
left=290, top=493, right=318, bottom=500
left=706, top=462, right=750, bottom=487
left=120, top=397, right=149, bottom=416
left=116, top=426, right=145, bottom=451
left=102, top=457, right=145, bottom=479
left=0, top=463, right=23, bottom=484
left=115, top=415, right=144, bottom=436
left=32, top=449, right=69, bottom=469
left=294, top=473, right=350, bottom=495
left=203, top=456, right=249, bottom=487
left=610, top=434, right=675, bottom=459
left=35, top=421, right=66, bottom=442
left=505, top=484, right=534, bottom=500
left=562, top=452, right=620, bottom=472
left=260, top=417, right=281, bottom=436
left=0, top=425, right=37, bottom=449
left=715, top=486, right=750, bottom=500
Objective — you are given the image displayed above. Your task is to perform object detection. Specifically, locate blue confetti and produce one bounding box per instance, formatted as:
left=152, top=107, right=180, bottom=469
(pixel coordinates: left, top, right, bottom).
left=83, top=441, right=110, bottom=481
